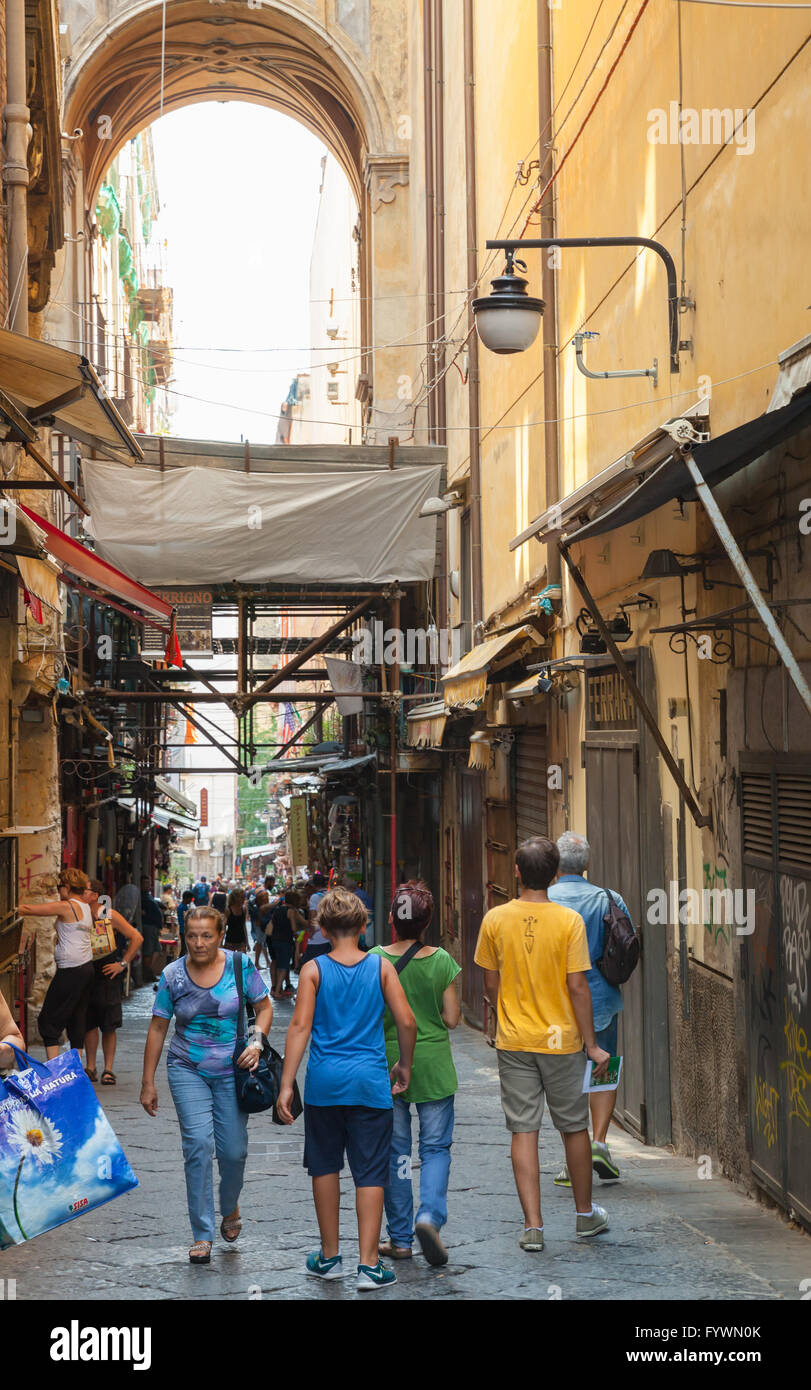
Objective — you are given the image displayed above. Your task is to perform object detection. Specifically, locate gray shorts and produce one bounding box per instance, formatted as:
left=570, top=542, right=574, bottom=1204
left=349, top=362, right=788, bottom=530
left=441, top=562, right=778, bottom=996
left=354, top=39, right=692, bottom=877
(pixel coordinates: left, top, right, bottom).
left=496, top=1048, right=589, bottom=1134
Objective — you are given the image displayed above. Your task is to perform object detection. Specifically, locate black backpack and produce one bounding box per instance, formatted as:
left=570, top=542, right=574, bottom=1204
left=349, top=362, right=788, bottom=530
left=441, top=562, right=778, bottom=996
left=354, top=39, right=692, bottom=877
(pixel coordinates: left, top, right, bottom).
left=595, top=889, right=640, bottom=986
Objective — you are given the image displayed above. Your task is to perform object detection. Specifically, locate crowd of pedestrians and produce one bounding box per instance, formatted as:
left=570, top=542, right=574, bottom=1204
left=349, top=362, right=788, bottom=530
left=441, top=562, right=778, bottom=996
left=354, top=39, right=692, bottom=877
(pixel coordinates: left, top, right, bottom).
left=16, top=834, right=634, bottom=1292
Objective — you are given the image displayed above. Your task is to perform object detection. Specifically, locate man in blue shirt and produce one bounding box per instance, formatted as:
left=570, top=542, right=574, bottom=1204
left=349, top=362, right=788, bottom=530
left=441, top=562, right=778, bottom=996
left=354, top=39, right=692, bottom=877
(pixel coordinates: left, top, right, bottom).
left=548, top=832, right=633, bottom=1186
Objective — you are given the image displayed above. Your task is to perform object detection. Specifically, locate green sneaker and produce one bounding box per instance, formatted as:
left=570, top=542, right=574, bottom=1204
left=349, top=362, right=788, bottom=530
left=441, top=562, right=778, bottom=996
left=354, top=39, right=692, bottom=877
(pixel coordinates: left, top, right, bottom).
left=519, top=1226, right=545, bottom=1251
left=576, top=1204, right=609, bottom=1238
left=553, top=1166, right=571, bottom=1187
left=592, top=1141, right=620, bottom=1182
left=357, top=1260, right=397, bottom=1290
left=305, top=1250, right=345, bottom=1280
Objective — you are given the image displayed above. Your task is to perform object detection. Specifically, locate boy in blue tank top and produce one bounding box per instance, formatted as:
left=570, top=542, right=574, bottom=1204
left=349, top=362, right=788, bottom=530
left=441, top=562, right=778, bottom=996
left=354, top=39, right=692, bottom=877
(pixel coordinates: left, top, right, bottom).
left=278, top=887, right=416, bottom=1290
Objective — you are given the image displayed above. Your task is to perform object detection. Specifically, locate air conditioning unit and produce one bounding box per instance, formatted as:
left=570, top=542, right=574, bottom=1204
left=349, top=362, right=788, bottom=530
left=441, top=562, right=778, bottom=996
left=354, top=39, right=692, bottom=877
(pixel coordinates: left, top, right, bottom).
left=326, top=381, right=344, bottom=404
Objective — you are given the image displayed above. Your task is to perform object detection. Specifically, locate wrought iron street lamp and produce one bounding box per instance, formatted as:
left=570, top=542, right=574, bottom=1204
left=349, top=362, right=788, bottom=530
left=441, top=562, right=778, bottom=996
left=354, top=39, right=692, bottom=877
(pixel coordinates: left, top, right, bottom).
left=473, top=236, right=684, bottom=373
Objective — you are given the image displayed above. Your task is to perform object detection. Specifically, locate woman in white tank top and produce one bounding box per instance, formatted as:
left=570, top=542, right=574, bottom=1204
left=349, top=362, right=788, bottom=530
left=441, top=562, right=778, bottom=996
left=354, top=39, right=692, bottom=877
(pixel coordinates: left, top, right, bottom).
left=18, top=867, right=95, bottom=1060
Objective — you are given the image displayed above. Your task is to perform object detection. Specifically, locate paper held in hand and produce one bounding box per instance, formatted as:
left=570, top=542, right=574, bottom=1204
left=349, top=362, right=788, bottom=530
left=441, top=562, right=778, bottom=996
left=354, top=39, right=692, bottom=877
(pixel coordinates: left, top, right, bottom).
left=582, top=1055, right=623, bottom=1093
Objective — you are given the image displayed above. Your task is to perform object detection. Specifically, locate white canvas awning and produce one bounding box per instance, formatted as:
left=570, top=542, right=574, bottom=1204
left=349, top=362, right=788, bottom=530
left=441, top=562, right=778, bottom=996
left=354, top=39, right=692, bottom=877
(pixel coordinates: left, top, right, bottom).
left=82, top=457, right=445, bottom=586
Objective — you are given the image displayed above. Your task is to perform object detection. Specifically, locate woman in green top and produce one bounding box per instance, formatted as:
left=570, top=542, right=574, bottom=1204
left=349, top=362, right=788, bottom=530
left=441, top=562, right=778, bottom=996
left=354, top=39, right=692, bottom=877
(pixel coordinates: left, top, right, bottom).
left=371, top=880, right=460, bottom=1267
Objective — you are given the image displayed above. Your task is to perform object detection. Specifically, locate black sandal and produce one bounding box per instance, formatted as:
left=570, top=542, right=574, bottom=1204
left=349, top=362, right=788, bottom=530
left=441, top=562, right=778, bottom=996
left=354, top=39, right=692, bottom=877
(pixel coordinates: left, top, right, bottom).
left=84, top=1067, right=97, bottom=1082
left=101, top=1070, right=117, bottom=1085
left=189, top=1240, right=212, bottom=1264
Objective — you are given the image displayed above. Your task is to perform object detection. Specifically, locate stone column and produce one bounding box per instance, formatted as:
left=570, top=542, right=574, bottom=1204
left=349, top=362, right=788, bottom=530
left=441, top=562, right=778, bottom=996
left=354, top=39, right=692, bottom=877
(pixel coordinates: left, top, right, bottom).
left=363, top=154, right=417, bottom=443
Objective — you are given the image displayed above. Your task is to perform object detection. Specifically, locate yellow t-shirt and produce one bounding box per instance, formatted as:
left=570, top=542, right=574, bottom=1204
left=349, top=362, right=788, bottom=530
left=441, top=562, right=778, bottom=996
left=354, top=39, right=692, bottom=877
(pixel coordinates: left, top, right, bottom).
left=474, top=898, right=591, bottom=1053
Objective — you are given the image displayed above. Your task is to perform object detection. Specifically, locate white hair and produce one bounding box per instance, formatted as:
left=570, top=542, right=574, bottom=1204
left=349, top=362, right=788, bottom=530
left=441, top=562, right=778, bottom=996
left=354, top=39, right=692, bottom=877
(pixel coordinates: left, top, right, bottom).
left=557, top=832, right=590, bottom=876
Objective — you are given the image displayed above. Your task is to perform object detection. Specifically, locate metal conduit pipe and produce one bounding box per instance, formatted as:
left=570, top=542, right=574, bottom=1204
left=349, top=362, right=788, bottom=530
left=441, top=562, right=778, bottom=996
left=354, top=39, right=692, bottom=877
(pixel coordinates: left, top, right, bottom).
left=463, top=0, right=484, bottom=637
left=537, top=0, right=561, bottom=589
left=423, top=0, right=437, bottom=441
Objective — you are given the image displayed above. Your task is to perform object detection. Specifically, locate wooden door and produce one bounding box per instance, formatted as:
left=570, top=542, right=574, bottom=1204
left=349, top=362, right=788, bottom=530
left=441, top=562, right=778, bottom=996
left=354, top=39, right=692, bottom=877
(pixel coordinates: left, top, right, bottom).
left=584, top=740, right=646, bottom=1137
left=459, top=769, right=485, bottom=1019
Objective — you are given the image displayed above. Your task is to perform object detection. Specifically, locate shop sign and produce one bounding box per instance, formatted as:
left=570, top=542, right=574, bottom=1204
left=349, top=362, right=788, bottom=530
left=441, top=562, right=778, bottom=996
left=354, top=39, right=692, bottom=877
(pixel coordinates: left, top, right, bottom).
left=288, top=796, right=309, bottom=868
left=586, top=666, right=636, bottom=731
left=199, top=788, right=208, bottom=827
left=142, top=588, right=214, bottom=658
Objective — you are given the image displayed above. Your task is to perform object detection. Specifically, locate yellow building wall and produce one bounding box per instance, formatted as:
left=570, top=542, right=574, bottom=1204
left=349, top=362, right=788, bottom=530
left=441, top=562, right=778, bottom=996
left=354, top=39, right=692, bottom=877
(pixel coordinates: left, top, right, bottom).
left=433, top=0, right=811, bottom=970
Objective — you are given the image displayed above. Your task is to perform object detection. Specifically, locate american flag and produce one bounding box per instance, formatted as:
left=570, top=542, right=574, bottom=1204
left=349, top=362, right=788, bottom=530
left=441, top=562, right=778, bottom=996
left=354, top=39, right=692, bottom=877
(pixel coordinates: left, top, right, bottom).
left=282, top=702, right=301, bottom=756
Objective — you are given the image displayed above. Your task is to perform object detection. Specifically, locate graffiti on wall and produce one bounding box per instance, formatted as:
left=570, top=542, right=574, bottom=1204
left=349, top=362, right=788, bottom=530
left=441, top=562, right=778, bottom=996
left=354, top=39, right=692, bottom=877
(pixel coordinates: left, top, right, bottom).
left=754, top=1073, right=780, bottom=1149
left=780, top=874, right=810, bottom=1010
left=703, top=861, right=731, bottom=945
left=781, top=1004, right=811, bottom=1129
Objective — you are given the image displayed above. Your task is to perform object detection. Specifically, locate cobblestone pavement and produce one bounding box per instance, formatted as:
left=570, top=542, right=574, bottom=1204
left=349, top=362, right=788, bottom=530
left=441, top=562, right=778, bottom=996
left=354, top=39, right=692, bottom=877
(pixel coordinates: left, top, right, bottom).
left=3, top=973, right=809, bottom=1301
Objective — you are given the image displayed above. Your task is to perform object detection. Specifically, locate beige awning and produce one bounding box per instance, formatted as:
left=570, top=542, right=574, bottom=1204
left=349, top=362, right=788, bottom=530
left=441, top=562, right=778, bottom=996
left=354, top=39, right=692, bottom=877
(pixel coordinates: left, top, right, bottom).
left=406, top=701, right=448, bottom=748
left=17, top=554, right=62, bottom=611
left=442, top=624, right=546, bottom=708
left=0, top=328, right=143, bottom=464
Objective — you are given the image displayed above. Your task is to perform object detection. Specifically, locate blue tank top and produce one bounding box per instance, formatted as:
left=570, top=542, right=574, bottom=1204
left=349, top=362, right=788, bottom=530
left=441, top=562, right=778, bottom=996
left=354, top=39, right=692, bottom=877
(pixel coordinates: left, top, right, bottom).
left=304, top=953, right=392, bottom=1109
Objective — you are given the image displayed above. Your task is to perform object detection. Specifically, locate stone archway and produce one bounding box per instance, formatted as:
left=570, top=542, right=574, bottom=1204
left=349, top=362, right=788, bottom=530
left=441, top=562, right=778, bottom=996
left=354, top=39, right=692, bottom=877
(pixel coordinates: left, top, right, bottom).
left=57, top=0, right=416, bottom=438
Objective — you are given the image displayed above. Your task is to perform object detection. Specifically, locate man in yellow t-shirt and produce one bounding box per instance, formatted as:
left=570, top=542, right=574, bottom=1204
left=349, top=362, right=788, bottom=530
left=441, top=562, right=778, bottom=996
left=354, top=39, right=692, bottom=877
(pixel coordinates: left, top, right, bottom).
left=474, top=836, right=611, bottom=1251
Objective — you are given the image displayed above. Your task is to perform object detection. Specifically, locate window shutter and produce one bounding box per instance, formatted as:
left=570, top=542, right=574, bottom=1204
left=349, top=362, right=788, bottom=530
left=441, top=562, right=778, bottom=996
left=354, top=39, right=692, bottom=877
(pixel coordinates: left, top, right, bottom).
left=777, top=773, right=811, bottom=872
left=740, top=772, right=773, bottom=859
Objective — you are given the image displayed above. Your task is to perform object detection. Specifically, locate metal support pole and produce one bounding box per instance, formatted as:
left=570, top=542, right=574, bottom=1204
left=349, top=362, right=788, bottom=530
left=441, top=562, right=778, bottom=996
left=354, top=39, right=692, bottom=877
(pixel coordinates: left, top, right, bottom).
left=559, top=543, right=712, bottom=828
left=682, top=448, right=811, bottom=717
left=239, top=596, right=376, bottom=714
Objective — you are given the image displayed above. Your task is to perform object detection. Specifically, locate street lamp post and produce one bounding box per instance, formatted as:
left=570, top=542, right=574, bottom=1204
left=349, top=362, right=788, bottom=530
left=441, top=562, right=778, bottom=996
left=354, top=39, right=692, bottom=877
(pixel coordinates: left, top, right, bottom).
left=473, top=237, right=683, bottom=373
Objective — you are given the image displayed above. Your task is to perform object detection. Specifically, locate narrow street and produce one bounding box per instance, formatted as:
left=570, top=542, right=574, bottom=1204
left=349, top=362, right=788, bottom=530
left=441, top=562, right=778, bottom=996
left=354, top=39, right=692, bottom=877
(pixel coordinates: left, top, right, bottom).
left=3, top=977, right=807, bottom=1302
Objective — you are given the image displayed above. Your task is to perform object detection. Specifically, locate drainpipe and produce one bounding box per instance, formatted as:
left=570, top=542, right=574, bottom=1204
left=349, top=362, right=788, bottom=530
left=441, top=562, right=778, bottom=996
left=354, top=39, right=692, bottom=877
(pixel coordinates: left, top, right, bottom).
left=538, top=0, right=560, bottom=588
left=3, top=0, right=31, bottom=334
left=433, top=0, right=447, bottom=447
left=463, top=0, right=484, bottom=638
left=431, top=0, right=450, bottom=636
left=423, top=0, right=437, bottom=441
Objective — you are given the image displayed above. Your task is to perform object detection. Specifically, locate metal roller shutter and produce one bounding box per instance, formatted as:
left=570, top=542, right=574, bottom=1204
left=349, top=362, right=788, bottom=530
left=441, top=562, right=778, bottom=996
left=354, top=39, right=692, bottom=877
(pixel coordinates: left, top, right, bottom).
left=515, top=727, right=548, bottom=844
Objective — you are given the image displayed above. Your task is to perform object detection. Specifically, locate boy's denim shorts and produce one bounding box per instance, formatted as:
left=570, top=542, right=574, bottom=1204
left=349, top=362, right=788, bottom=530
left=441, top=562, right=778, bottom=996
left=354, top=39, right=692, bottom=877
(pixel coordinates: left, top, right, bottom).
left=303, top=1103, right=393, bottom=1186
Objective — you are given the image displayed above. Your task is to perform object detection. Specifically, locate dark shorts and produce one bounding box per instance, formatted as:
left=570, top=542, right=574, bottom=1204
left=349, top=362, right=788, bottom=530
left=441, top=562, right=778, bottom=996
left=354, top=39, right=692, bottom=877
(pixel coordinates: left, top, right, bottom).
left=271, top=937, right=293, bottom=970
left=38, top=962, right=95, bottom=1048
left=595, top=1014, right=619, bottom=1055
left=85, top=956, right=123, bottom=1034
left=303, top=1103, right=393, bottom=1186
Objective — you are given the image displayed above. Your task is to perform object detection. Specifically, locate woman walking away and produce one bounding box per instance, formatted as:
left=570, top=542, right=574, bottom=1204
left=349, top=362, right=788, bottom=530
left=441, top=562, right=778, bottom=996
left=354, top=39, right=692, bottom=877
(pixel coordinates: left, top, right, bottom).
left=252, top=889, right=274, bottom=974
left=270, top=890, right=307, bottom=998
left=278, top=888, right=416, bottom=1290
left=140, top=905, right=273, bottom=1265
left=371, top=881, right=460, bottom=1267
left=83, top=878, right=143, bottom=1085
left=224, top=888, right=250, bottom=953
left=19, top=868, right=95, bottom=1060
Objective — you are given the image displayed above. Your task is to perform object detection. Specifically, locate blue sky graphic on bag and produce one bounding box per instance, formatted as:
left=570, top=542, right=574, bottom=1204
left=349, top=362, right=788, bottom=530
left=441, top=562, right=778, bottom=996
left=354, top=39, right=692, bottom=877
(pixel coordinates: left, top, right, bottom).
left=0, top=1046, right=138, bottom=1247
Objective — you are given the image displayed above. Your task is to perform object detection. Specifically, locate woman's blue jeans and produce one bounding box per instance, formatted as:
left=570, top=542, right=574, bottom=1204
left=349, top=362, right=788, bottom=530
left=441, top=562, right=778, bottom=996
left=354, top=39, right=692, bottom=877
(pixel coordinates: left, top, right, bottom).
left=384, top=1094, right=455, bottom=1247
left=167, top=1062, right=249, bottom=1242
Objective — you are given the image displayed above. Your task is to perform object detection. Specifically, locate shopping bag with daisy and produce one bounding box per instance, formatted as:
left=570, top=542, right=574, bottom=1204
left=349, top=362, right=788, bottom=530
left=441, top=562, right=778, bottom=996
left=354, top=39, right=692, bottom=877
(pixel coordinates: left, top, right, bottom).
left=0, top=1045, right=138, bottom=1247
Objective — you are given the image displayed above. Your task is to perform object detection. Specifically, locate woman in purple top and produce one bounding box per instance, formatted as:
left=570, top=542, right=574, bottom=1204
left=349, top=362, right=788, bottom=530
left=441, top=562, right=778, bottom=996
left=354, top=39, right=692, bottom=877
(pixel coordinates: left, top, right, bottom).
left=140, top=906, right=273, bottom=1265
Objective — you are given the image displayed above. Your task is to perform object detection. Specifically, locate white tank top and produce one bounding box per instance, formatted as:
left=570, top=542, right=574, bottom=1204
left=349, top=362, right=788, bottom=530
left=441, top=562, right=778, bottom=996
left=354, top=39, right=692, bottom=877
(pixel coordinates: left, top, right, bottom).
left=54, top=897, right=93, bottom=968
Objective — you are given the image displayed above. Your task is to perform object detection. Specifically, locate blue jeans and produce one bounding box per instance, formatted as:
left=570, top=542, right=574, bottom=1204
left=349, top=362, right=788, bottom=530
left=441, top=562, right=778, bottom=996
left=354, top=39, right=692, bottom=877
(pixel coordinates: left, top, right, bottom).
left=167, top=1062, right=249, bottom=1242
left=384, top=1095, right=455, bottom=1247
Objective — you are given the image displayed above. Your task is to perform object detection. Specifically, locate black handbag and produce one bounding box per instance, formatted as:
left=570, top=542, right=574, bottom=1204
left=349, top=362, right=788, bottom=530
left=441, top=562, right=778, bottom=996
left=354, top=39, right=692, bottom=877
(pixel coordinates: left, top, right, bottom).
left=232, top=953, right=302, bottom=1123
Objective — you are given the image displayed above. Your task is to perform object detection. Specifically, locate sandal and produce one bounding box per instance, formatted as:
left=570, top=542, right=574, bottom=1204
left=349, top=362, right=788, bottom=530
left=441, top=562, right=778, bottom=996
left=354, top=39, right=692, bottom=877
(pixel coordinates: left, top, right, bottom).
left=378, top=1240, right=412, bottom=1259
left=84, top=1067, right=97, bottom=1082
left=221, top=1212, right=242, bottom=1243
left=189, top=1240, right=212, bottom=1264
left=101, top=1070, right=117, bottom=1085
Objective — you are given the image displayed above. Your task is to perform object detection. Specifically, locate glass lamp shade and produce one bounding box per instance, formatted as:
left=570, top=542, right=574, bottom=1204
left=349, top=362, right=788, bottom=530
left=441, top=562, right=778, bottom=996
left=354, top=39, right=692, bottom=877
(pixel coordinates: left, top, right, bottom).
left=472, top=270, right=544, bottom=355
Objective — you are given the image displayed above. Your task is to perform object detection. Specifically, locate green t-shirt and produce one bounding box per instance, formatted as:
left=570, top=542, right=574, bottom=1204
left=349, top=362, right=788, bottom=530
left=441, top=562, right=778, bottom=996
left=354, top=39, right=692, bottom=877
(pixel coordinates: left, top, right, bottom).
left=370, top=945, right=461, bottom=1102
